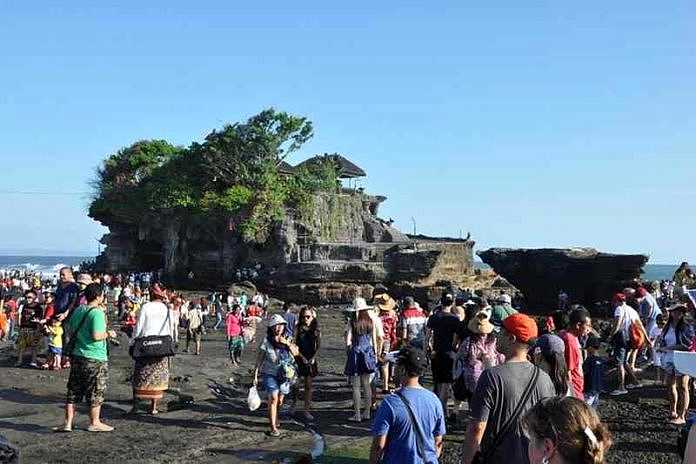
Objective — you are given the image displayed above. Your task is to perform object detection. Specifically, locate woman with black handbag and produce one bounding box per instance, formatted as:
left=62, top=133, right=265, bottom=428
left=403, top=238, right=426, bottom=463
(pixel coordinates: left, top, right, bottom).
left=294, top=306, right=321, bottom=421
left=129, top=286, right=175, bottom=415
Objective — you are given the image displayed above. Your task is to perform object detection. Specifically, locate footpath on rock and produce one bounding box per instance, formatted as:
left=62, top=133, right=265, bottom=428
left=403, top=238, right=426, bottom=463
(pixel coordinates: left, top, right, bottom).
left=0, top=308, right=685, bottom=464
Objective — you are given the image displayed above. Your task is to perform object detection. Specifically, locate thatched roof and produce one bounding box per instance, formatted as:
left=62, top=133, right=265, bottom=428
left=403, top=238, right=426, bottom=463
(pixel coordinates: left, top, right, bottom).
left=276, top=160, right=295, bottom=175
left=296, top=153, right=366, bottom=179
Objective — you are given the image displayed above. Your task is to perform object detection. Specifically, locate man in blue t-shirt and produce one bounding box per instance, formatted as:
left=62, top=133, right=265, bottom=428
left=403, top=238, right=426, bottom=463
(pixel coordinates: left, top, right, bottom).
left=370, top=346, right=445, bottom=464
left=54, top=267, right=80, bottom=322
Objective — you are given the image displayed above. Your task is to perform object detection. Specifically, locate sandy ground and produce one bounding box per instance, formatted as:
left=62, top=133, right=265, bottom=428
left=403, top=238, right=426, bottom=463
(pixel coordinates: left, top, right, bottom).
left=0, top=308, right=685, bottom=463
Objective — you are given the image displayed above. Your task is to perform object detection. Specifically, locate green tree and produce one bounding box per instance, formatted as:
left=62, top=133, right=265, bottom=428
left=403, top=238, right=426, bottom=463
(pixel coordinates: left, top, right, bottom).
left=89, top=140, right=183, bottom=223
left=89, top=109, right=335, bottom=246
left=194, top=108, right=313, bottom=189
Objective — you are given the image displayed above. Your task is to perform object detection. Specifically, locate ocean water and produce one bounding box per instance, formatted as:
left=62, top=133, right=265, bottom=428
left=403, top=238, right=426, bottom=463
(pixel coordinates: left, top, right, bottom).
left=642, top=264, right=678, bottom=282
left=0, top=255, right=92, bottom=276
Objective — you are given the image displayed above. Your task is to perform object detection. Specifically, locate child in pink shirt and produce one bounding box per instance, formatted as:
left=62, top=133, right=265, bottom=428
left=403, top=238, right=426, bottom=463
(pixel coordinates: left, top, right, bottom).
left=226, top=305, right=244, bottom=365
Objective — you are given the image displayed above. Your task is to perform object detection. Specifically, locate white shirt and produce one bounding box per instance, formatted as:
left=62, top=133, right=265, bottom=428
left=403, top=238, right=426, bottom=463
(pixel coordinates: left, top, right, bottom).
left=131, top=301, right=175, bottom=343
left=369, top=310, right=385, bottom=340
left=648, top=324, right=662, bottom=341
left=663, top=326, right=678, bottom=364
left=614, top=303, right=640, bottom=338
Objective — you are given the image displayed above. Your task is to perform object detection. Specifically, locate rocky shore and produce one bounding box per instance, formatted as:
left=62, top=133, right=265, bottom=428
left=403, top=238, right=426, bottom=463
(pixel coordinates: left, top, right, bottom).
left=0, top=308, right=684, bottom=464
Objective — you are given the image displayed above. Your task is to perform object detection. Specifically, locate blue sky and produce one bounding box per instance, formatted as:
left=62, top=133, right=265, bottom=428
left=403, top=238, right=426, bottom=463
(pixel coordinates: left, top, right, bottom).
left=0, top=2, right=694, bottom=263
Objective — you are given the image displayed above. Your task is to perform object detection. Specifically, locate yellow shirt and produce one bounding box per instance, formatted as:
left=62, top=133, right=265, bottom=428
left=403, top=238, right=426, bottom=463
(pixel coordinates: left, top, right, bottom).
left=48, top=325, right=63, bottom=348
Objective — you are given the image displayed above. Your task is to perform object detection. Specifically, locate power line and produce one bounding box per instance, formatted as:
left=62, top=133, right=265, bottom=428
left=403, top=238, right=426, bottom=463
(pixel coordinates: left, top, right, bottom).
left=0, top=190, right=90, bottom=196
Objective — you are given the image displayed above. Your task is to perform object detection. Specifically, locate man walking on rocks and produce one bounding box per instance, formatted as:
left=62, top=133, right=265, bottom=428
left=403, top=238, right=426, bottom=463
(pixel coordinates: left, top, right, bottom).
left=369, top=346, right=445, bottom=464
left=461, top=313, right=555, bottom=464
left=559, top=308, right=592, bottom=399
left=426, top=293, right=459, bottom=421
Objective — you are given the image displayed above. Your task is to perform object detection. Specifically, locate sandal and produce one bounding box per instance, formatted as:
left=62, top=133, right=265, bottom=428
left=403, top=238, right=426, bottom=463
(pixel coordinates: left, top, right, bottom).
left=265, top=429, right=281, bottom=437
left=53, top=425, right=72, bottom=433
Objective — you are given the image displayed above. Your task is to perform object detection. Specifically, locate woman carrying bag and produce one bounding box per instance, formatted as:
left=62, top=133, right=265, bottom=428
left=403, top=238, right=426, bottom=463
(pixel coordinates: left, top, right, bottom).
left=295, top=306, right=321, bottom=421
left=453, top=310, right=504, bottom=408
left=129, top=287, right=176, bottom=415
left=344, top=297, right=379, bottom=423
left=658, top=304, right=695, bottom=425
left=253, top=314, right=299, bottom=437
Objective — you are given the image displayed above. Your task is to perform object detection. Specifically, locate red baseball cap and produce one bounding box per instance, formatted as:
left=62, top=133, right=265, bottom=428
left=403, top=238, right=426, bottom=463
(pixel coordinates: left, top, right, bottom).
left=502, top=313, right=538, bottom=343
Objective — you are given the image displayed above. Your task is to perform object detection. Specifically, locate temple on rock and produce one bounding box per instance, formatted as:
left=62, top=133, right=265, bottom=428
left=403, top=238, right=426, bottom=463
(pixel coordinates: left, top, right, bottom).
left=96, top=154, right=480, bottom=304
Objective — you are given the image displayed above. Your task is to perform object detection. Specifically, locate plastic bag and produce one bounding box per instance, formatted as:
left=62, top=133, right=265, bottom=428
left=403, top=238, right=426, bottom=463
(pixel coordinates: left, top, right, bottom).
left=247, top=386, right=261, bottom=411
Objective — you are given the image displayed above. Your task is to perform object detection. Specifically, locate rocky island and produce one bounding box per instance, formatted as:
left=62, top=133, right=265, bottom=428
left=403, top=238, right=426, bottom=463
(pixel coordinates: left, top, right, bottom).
left=478, top=247, right=649, bottom=310
left=90, top=110, right=482, bottom=304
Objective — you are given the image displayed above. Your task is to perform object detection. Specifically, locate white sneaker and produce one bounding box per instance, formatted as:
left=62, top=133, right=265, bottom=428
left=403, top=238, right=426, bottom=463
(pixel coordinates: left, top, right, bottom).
left=610, top=389, right=628, bottom=396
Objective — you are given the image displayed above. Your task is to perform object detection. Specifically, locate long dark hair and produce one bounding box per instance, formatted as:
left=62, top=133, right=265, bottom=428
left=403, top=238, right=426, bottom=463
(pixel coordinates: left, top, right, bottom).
left=352, top=309, right=373, bottom=337
left=539, top=351, right=570, bottom=396
left=663, top=306, right=687, bottom=338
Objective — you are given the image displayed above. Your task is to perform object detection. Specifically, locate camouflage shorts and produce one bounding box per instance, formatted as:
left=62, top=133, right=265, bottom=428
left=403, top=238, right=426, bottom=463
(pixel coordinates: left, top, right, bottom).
left=66, top=356, right=108, bottom=406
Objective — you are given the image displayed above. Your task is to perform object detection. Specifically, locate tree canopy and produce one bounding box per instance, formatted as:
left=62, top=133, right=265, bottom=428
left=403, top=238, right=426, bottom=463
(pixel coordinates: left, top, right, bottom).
left=89, top=108, right=339, bottom=243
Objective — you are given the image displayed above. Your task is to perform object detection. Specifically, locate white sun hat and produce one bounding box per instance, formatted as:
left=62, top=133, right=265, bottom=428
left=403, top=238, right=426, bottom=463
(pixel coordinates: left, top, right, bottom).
left=268, top=314, right=287, bottom=327
left=345, top=297, right=373, bottom=313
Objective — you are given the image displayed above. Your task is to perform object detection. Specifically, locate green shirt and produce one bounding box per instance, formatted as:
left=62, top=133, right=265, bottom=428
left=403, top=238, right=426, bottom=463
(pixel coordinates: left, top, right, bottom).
left=490, top=304, right=518, bottom=327
left=68, top=305, right=108, bottom=362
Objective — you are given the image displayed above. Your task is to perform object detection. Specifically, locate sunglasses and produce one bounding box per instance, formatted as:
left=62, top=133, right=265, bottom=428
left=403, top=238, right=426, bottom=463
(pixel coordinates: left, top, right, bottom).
left=303, top=315, right=313, bottom=319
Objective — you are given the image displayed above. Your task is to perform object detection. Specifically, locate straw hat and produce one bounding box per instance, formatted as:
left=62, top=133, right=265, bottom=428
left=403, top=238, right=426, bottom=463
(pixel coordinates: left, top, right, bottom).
left=467, top=311, right=494, bottom=335
left=374, top=293, right=396, bottom=312
left=345, top=297, right=373, bottom=313
left=76, top=274, right=93, bottom=285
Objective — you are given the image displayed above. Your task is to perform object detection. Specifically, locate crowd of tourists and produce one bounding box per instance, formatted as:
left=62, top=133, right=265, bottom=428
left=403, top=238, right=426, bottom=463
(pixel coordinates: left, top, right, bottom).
left=0, top=267, right=271, bottom=432
left=4, top=262, right=696, bottom=463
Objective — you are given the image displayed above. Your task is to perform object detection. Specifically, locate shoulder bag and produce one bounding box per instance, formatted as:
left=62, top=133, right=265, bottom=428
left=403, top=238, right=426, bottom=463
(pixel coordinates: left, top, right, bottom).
left=395, top=389, right=436, bottom=464
left=472, top=366, right=540, bottom=464
left=453, top=338, right=475, bottom=401
left=130, top=309, right=175, bottom=359
left=610, top=311, right=627, bottom=347
left=629, top=320, right=645, bottom=349
left=64, top=308, right=95, bottom=357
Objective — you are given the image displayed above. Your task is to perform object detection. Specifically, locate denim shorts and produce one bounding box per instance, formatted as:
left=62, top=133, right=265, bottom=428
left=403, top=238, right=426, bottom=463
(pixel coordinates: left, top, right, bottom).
left=613, top=345, right=627, bottom=364
left=262, top=374, right=290, bottom=396
left=49, top=345, right=62, bottom=355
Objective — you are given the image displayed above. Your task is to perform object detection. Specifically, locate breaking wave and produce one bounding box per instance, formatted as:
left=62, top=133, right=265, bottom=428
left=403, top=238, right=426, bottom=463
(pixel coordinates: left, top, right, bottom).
left=0, top=256, right=91, bottom=277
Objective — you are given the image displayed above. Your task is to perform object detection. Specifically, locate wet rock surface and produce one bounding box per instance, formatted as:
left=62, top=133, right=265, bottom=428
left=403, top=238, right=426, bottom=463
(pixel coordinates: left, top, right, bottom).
left=0, top=308, right=684, bottom=463
left=478, top=247, right=649, bottom=311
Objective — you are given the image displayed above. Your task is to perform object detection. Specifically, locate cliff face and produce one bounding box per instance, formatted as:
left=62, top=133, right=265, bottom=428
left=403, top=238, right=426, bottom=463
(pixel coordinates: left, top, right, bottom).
left=97, top=190, right=476, bottom=303
left=478, top=247, right=649, bottom=311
